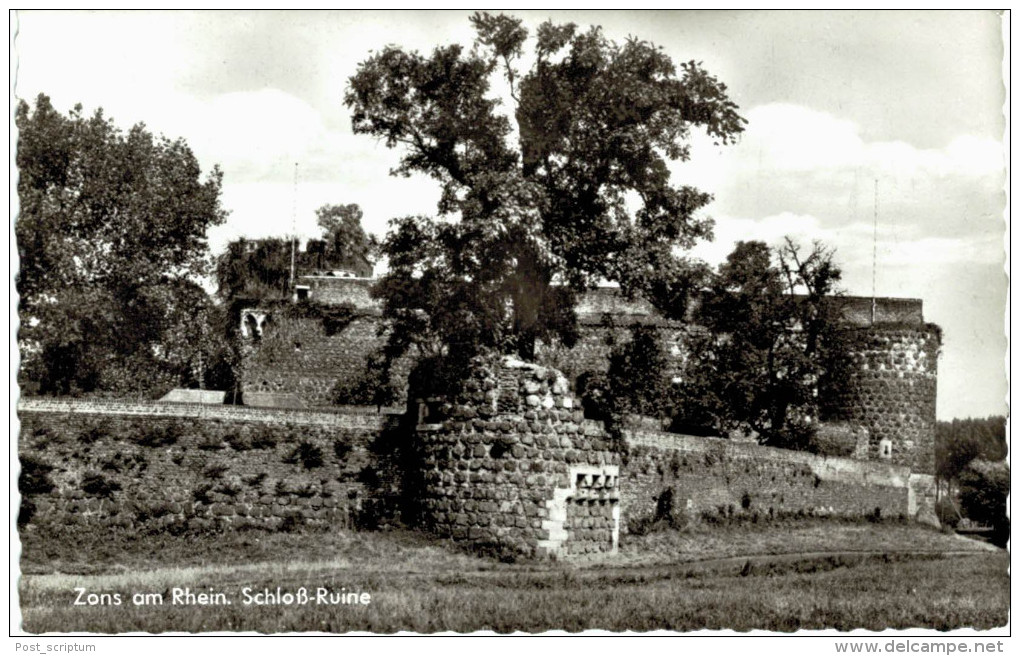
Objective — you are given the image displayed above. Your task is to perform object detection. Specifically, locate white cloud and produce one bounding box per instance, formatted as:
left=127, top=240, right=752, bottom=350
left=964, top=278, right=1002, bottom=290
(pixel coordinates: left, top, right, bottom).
left=739, top=103, right=1003, bottom=179
left=673, top=103, right=1004, bottom=199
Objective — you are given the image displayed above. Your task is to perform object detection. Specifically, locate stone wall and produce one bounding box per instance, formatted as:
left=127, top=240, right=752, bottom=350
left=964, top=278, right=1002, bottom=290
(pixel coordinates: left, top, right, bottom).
left=828, top=325, right=941, bottom=474
left=240, top=313, right=413, bottom=409
left=17, top=399, right=403, bottom=533
left=622, top=429, right=919, bottom=528
left=415, top=356, right=622, bottom=558
left=16, top=393, right=940, bottom=553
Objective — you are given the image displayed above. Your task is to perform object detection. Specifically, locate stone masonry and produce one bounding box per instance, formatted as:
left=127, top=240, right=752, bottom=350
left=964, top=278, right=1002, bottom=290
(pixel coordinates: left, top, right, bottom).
left=415, top=355, right=622, bottom=557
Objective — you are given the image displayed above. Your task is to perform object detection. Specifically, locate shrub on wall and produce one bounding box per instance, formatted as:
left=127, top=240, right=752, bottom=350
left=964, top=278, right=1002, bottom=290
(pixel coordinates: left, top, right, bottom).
left=18, top=455, right=55, bottom=527
left=136, top=421, right=183, bottom=447
left=78, top=418, right=111, bottom=445
left=806, top=422, right=859, bottom=457
left=80, top=472, right=121, bottom=499
left=284, top=442, right=324, bottom=469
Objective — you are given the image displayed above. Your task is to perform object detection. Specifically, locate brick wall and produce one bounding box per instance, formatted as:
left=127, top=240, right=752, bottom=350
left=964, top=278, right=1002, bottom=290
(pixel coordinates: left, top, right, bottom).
left=621, top=429, right=914, bottom=528
left=17, top=399, right=403, bottom=533
left=240, top=315, right=415, bottom=408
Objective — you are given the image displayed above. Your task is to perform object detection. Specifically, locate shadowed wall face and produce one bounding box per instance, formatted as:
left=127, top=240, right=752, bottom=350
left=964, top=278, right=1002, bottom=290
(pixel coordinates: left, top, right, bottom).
left=17, top=395, right=939, bottom=547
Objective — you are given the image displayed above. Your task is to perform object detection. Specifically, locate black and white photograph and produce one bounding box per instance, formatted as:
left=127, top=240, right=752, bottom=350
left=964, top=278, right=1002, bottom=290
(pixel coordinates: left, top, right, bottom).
left=10, top=9, right=1009, bottom=640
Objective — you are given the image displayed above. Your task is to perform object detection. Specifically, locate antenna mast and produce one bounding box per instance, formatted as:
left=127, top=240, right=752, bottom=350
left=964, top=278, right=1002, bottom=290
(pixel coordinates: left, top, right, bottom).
left=290, top=162, right=298, bottom=291
left=871, top=178, right=878, bottom=325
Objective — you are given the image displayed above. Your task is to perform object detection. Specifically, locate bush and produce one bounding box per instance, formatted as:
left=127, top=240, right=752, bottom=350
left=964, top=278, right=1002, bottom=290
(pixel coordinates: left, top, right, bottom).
left=137, top=421, right=183, bottom=447
left=214, top=482, right=241, bottom=498
left=80, top=472, right=121, bottom=499
left=202, top=464, right=228, bottom=480
left=806, top=422, right=861, bottom=457
left=18, top=456, right=56, bottom=527
left=197, top=436, right=225, bottom=451
left=935, top=497, right=961, bottom=529
left=284, top=442, right=324, bottom=469
left=333, top=440, right=353, bottom=460
left=19, top=456, right=55, bottom=496
left=243, top=472, right=268, bottom=487
left=249, top=427, right=278, bottom=450
left=79, top=419, right=111, bottom=445
left=224, top=429, right=253, bottom=451
left=135, top=502, right=173, bottom=523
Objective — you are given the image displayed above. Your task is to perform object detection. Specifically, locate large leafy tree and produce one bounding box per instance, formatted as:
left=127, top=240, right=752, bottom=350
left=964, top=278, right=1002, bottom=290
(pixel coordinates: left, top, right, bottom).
left=16, top=94, right=227, bottom=396
left=681, top=238, right=850, bottom=447
left=345, top=13, right=745, bottom=368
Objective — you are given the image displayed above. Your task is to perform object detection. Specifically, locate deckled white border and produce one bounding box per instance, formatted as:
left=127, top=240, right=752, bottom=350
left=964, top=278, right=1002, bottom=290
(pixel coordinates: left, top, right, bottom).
left=7, top=5, right=1011, bottom=649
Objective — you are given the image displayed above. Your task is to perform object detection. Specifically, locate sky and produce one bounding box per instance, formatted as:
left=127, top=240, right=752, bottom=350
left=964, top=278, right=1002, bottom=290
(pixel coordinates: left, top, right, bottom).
left=11, top=10, right=1007, bottom=420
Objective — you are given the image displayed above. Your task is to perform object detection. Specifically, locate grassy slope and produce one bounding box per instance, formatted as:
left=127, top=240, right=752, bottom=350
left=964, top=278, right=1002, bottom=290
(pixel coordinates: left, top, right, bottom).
left=16, top=523, right=1009, bottom=634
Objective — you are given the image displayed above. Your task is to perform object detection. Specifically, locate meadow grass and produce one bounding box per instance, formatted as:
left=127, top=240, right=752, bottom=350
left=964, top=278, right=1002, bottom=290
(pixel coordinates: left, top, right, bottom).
left=16, top=523, right=1009, bottom=634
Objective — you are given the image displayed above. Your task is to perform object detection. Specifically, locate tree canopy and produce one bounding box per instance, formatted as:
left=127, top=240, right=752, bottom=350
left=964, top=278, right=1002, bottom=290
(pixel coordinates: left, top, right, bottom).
left=305, top=203, right=379, bottom=275
left=676, top=238, right=851, bottom=447
left=16, top=94, right=227, bottom=396
left=345, top=13, right=745, bottom=365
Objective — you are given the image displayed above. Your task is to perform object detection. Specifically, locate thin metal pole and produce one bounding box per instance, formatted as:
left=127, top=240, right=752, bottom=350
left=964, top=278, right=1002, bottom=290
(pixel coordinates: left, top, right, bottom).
left=290, top=162, right=298, bottom=291
left=871, top=178, right=878, bottom=325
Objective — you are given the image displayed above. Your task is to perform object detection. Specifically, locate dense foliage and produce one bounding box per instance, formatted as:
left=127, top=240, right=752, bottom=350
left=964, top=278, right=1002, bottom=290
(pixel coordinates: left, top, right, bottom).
left=580, top=323, right=675, bottom=425
left=16, top=94, right=227, bottom=396
left=673, top=238, right=852, bottom=447
left=345, top=13, right=745, bottom=374
left=934, top=416, right=1007, bottom=538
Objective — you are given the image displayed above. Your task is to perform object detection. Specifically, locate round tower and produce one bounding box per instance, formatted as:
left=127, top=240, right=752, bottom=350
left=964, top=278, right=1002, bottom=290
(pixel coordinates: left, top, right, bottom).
left=836, top=324, right=941, bottom=474
left=414, top=354, right=622, bottom=558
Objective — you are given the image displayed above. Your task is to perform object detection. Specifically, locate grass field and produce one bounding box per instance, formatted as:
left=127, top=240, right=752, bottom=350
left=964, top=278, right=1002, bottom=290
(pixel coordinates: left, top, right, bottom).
left=16, top=522, right=1009, bottom=633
